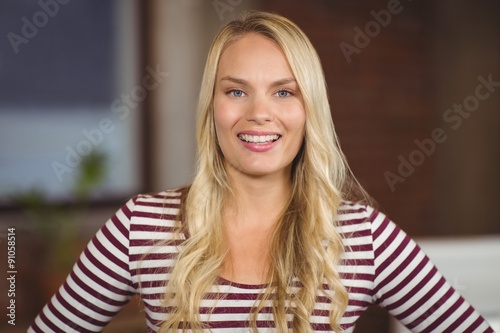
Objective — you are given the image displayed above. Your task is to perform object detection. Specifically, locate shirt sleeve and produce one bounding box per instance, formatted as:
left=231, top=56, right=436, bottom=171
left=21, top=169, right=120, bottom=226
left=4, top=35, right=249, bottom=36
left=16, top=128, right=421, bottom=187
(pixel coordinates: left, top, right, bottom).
left=369, top=207, right=494, bottom=333
left=28, top=197, right=138, bottom=333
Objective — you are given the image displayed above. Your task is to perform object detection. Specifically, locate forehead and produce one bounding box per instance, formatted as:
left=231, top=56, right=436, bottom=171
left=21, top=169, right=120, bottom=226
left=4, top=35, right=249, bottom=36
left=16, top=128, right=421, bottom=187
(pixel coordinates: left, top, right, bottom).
left=216, top=33, right=294, bottom=80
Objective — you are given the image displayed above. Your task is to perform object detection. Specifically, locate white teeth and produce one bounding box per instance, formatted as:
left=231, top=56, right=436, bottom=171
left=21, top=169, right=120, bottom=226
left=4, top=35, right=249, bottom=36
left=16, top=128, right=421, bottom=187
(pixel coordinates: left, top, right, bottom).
left=238, top=134, right=280, bottom=143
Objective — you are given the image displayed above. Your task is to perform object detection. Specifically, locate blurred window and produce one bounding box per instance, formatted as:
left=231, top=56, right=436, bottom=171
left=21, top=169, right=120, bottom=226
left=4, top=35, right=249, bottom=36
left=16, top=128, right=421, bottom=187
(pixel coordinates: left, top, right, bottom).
left=0, top=0, right=142, bottom=203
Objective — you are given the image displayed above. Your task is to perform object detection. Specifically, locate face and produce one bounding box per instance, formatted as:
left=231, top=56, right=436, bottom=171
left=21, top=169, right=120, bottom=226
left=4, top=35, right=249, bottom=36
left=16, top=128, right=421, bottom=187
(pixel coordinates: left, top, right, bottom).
left=213, top=33, right=306, bottom=180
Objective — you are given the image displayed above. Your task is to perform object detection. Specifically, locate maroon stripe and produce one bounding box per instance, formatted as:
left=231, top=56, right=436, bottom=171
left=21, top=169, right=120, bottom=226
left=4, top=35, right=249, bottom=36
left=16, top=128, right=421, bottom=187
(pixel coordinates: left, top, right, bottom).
left=207, top=319, right=276, bottom=329
left=343, top=309, right=366, bottom=318
left=134, top=266, right=172, bottom=276
left=130, top=238, right=184, bottom=247
left=348, top=298, right=372, bottom=308
left=110, top=214, right=129, bottom=240
left=341, top=322, right=355, bottom=330
left=346, top=286, right=373, bottom=295
left=129, top=223, right=177, bottom=232
left=312, top=308, right=330, bottom=316
left=121, top=200, right=133, bottom=219
left=136, top=200, right=181, bottom=208
left=348, top=244, right=373, bottom=252
left=316, top=295, right=331, bottom=303
left=341, top=258, right=374, bottom=267
left=141, top=293, right=165, bottom=300
left=130, top=252, right=178, bottom=262
left=372, top=215, right=391, bottom=246
left=311, top=323, right=334, bottom=331
left=133, top=211, right=179, bottom=220
left=337, top=217, right=371, bottom=227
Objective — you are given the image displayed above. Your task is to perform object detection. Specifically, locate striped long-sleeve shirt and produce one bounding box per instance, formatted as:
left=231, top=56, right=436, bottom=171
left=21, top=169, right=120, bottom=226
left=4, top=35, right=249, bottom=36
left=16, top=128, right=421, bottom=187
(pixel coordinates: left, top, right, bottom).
left=28, top=189, right=494, bottom=332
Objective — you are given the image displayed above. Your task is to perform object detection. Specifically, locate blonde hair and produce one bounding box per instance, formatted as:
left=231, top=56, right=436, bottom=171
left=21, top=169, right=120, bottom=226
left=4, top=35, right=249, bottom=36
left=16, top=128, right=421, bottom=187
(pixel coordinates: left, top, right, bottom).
left=160, top=11, right=363, bottom=332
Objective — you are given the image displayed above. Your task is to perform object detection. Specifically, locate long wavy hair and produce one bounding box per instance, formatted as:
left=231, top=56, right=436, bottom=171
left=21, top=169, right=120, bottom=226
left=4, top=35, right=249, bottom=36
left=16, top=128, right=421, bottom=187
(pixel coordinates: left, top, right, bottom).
left=160, top=11, right=364, bottom=332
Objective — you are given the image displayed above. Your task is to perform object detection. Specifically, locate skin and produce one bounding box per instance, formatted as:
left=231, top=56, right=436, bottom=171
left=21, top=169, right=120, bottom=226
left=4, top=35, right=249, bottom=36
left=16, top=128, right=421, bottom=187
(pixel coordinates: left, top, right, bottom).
left=213, top=33, right=306, bottom=284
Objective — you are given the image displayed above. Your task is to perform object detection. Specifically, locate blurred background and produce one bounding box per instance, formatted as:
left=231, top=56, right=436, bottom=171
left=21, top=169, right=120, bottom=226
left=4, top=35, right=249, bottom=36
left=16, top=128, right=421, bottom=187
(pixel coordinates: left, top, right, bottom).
left=0, top=0, right=499, bottom=332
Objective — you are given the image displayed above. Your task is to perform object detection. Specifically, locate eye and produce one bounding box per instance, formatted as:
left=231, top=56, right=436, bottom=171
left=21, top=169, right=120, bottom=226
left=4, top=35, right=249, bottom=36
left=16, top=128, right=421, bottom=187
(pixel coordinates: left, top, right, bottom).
left=275, top=89, right=293, bottom=98
left=227, top=89, right=245, bottom=98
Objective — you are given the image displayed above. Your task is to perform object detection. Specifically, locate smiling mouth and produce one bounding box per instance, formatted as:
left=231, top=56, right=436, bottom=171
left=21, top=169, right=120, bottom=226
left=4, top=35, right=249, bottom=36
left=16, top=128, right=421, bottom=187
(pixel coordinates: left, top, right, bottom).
left=238, top=134, right=281, bottom=144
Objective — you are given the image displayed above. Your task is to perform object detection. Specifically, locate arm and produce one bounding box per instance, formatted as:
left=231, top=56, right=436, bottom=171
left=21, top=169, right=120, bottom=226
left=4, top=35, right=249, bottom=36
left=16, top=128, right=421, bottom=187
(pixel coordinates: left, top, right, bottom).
left=28, top=198, right=137, bottom=333
left=369, top=207, right=494, bottom=333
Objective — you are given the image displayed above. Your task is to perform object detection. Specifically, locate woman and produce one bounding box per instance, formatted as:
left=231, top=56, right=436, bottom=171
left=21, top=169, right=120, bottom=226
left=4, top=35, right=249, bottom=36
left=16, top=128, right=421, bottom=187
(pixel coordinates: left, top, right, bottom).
left=29, top=11, right=493, bottom=333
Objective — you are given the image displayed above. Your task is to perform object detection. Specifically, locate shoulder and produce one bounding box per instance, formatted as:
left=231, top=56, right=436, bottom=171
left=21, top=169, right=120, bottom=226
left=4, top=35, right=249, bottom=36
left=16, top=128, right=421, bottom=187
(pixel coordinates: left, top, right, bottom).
left=336, top=201, right=378, bottom=226
left=336, top=201, right=392, bottom=239
left=118, top=188, right=186, bottom=230
left=122, top=188, right=187, bottom=245
left=132, top=187, right=185, bottom=204
left=128, top=187, right=185, bottom=214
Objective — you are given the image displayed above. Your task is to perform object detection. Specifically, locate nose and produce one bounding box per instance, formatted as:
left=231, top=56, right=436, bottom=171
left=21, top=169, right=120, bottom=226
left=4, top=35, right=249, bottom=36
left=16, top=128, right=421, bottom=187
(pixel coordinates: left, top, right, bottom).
left=246, top=94, right=274, bottom=124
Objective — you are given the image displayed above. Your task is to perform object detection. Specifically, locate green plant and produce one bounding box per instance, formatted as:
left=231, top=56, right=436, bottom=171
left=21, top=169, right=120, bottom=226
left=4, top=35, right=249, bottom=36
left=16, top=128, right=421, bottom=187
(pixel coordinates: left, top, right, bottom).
left=13, top=150, right=107, bottom=269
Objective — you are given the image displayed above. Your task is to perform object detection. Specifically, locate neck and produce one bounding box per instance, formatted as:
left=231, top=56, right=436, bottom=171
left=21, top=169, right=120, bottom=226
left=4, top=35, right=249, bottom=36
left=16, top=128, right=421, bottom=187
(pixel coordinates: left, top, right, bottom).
left=225, top=169, right=292, bottom=228
left=220, top=169, right=292, bottom=285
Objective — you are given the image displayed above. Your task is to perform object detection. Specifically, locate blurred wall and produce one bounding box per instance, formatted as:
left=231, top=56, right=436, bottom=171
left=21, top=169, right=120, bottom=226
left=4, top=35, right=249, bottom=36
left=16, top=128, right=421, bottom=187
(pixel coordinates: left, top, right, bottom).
left=433, top=0, right=500, bottom=236
left=145, top=0, right=255, bottom=191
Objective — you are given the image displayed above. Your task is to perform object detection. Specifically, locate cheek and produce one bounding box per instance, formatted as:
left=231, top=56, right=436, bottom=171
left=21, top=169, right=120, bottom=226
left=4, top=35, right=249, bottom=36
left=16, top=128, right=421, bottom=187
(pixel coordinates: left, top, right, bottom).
left=213, top=102, right=236, bottom=145
left=286, top=105, right=306, bottom=134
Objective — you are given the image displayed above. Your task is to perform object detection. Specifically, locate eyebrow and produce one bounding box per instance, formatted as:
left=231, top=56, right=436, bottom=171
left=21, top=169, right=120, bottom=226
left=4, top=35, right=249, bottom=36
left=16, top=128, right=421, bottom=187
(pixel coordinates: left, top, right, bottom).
left=220, top=76, right=296, bottom=87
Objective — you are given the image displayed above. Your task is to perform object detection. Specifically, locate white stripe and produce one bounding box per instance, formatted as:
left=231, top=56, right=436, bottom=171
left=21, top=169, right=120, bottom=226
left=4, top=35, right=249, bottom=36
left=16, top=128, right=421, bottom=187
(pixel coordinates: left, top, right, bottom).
left=133, top=215, right=180, bottom=226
